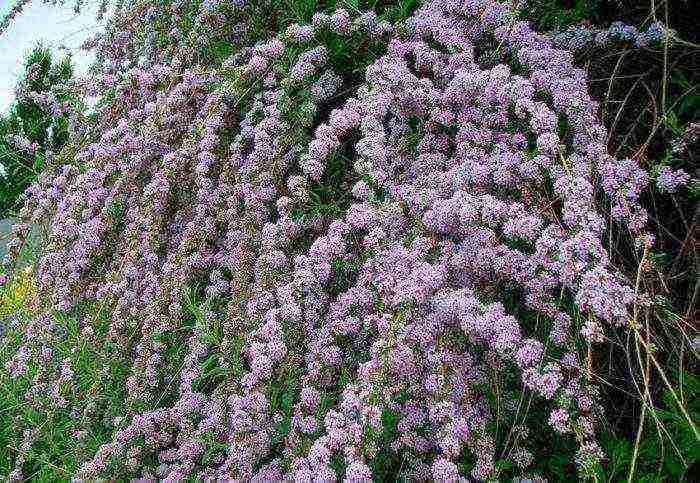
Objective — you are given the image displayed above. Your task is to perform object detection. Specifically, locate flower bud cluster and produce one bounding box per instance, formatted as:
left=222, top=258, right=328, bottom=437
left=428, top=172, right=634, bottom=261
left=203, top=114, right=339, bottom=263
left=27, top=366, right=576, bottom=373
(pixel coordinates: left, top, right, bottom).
left=550, top=20, right=675, bottom=52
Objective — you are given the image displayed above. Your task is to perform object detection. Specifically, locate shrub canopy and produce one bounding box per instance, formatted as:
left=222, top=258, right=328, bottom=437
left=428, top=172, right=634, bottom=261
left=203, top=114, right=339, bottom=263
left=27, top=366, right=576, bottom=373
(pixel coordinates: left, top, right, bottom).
left=0, top=0, right=693, bottom=481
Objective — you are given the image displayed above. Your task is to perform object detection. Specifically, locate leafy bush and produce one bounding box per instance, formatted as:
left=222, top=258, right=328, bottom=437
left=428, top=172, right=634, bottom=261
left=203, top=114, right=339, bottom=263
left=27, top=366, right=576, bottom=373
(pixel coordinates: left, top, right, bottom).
left=0, top=46, right=76, bottom=216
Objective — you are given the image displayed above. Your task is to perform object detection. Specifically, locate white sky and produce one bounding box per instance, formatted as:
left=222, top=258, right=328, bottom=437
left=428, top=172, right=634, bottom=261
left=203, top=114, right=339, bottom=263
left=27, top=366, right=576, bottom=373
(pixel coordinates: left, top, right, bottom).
left=0, top=0, right=106, bottom=113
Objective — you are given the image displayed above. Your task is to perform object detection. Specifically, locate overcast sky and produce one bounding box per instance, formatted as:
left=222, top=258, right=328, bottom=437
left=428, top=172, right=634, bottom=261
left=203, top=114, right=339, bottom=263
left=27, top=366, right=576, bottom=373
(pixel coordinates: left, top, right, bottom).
left=0, top=0, right=106, bottom=113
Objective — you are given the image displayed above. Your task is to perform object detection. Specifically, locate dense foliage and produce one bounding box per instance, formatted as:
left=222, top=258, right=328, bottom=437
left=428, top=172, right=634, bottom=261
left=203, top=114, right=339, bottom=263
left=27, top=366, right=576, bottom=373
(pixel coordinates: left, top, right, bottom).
left=0, top=0, right=697, bottom=481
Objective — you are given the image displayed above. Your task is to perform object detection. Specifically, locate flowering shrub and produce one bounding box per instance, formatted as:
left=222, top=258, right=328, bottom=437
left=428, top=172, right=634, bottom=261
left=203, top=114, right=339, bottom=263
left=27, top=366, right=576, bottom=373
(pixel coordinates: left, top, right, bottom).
left=0, top=46, right=79, bottom=215
left=0, top=0, right=694, bottom=481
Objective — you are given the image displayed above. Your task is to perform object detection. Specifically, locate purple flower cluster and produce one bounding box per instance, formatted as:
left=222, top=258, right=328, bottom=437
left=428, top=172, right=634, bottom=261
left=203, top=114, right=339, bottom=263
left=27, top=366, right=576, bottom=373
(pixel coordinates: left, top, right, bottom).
left=1, top=0, right=665, bottom=480
left=670, top=122, right=699, bottom=156
left=655, top=165, right=691, bottom=194
left=550, top=20, right=675, bottom=52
